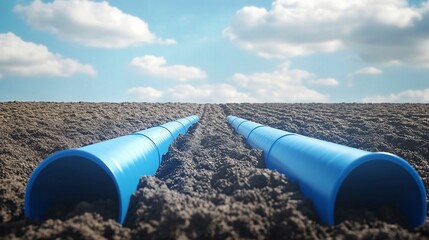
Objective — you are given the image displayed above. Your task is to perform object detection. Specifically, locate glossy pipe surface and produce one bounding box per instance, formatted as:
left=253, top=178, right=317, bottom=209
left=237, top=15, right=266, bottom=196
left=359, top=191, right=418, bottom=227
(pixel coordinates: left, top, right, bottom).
left=24, top=115, right=199, bottom=223
left=227, top=115, right=426, bottom=227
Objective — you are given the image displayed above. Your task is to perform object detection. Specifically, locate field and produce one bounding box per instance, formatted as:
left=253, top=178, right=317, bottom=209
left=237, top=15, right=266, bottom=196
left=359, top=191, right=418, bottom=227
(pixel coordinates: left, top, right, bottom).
left=0, top=102, right=428, bottom=239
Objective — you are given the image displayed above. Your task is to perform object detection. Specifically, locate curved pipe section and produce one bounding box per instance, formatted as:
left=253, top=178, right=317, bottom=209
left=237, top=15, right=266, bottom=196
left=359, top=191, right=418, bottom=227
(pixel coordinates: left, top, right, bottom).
left=25, top=115, right=199, bottom=224
left=227, top=115, right=426, bottom=227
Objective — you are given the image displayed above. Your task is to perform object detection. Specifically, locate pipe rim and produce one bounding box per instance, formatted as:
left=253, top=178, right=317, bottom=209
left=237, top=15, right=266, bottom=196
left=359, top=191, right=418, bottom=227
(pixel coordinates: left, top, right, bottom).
left=24, top=149, right=123, bottom=223
left=331, top=152, right=427, bottom=227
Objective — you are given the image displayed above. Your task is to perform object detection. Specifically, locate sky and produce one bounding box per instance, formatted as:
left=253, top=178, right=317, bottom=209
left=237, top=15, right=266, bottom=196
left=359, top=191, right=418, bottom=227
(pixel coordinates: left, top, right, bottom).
left=0, top=0, right=428, bottom=103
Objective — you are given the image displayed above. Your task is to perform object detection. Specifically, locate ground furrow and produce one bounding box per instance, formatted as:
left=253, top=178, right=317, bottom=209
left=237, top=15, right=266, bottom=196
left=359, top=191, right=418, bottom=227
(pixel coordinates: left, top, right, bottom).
left=125, top=104, right=312, bottom=239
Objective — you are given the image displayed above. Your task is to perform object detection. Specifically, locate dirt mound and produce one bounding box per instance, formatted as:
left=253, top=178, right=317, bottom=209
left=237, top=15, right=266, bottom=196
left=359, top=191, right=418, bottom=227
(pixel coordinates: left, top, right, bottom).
left=1, top=102, right=428, bottom=239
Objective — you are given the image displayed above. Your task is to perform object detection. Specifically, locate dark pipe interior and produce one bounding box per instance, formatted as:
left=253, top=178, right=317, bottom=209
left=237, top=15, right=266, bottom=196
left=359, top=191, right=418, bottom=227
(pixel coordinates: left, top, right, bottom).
left=335, top=160, right=423, bottom=227
left=28, top=156, right=119, bottom=220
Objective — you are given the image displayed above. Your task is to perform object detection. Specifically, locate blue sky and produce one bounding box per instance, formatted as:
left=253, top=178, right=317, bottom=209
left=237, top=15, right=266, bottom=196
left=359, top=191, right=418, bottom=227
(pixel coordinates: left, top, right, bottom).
left=0, top=0, right=428, bottom=103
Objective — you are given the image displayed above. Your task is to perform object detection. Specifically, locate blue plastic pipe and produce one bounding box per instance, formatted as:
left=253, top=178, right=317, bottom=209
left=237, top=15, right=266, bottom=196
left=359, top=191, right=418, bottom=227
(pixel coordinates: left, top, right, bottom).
left=24, top=115, right=199, bottom=224
left=227, top=115, right=426, bottom=227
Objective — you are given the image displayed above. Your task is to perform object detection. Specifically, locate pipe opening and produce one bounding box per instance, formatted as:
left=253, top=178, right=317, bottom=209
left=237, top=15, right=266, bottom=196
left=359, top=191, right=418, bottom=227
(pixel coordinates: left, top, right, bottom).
left=27, top=156, right=119, bottom=221
left=334, top=160, right=423, bottom=227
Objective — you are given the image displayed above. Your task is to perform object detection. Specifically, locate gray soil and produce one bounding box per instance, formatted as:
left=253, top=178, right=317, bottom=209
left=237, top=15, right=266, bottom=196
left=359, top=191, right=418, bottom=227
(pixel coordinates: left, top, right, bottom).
left=0, top=102, right=428, bottom=239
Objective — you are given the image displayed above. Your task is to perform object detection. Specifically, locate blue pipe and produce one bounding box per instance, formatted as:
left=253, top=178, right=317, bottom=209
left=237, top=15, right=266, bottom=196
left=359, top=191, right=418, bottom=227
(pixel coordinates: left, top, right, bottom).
left=227, top=115, right=426, bottom=227
left=24, top=115, right=199, bottom=224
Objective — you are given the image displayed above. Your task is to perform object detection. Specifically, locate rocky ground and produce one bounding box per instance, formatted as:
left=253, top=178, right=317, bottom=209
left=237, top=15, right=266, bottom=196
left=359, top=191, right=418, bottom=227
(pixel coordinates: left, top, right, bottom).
left=0, top=102, right=428, bottom=239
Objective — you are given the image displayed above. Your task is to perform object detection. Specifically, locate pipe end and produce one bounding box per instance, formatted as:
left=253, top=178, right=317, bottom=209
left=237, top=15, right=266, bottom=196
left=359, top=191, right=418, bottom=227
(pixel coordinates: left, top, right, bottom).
left=24, top=150, right=121, bottom=223
left=332, top=153, right=426, bottom=228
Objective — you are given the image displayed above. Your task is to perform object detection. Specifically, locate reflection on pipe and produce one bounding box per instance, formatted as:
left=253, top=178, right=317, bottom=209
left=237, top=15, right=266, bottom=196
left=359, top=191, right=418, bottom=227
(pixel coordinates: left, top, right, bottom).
left=25, top=115, right=199, bottom=224
left=227, top=115, right=426, bottom=227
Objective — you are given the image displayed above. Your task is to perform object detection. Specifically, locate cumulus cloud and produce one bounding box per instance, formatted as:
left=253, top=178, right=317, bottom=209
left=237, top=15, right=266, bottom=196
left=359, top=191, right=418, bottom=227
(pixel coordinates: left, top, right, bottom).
left=128, top=62, right=335, bottom=102
left=362, top=88, right=429, bottom=103
left=14, top=0, right=173, bottom=48
left=224, top=0, right=429, bottom=67
left=351, top=67, right=383, bottom=76
left=130, top=55, right=207, bottom=81
left=232, top=62, right=330, bottom=102
left=346, top=66, right=383, bottom=86
left=127, top=84, right=254, bottom=103
left=127, top=87, right=163, bottom=102
left=0, top=32, right=95, bottom=78
left=308, top=78, right=339, bottom=86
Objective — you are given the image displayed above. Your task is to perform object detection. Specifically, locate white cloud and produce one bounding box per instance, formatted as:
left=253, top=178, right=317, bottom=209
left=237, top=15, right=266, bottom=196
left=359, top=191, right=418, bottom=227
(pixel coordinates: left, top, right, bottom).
left=127, top=84, right=254, bottom=103
left=128, top=63, right=336, bottom=103
left=346, top=66, right=383, bottom=87
left=232, top=62, right=330, bottom=102
left=127, top=87, right=163, bottom=102
left=308, top=78, right=339, bottom=86
left=224, top=0, right=429, bottom=67
left=158, top=38, right=177, bottom=45
left=352, top=67, right=383, bottom=76
left=130, top=55, right=207, bottom=81
left=0, top=32, right=96, bottom=78
left=14, top=0, right=173, bottom=48
left=348, top=67, right=383, bottom=80
left=362, top=88, right=429, bottom=103
left=165, top=84, right=254, bottom=102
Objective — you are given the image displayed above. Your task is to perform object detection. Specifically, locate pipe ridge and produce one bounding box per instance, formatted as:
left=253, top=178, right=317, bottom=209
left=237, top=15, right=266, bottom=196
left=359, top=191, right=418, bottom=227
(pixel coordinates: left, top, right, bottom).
left=227, top=116, right=237, bottom=124
left=174, top=120, right=187, bottom=131
left=230, top=116, right=240, bottom=125
left=236, top=120, right=249, bottom=132
left=131, top=133, right=161, bottom=166
left=246, top=125, right=267, bottom=141
left=182, top=117, right=193, bottom=125
left=265, top=133, right=296, bottom=160
left=158, top=125, right=175, bottom=140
